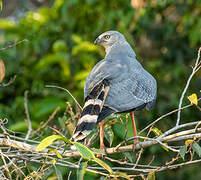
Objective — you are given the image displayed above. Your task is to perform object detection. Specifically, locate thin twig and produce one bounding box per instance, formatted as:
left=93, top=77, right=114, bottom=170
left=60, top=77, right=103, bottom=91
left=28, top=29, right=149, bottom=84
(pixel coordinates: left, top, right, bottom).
left=0, top=39, right=28, bottom=51
left=46, top=85, right=82, bottom=110
left=139, top=99, right=201, bottom=135
left=0, top=149, right=12, bottom=180
left=0, top=118, right=9, bottom=135
left=118, top=121, right=200, bottom=149
left=95, top=159, right=201, bottom=173
left=104, top=156, right=157, bottom=168
left=0, top=75, right=17, bottom=87
left=24, top=91, right=32, bottom=140
left=157, top=120, right=201, bottom=140
left=176, top=47, right=201, bottom=126
left=68, top=171, right=72, bottom=180
left=2, top=153, right=26, bottom=177
left=163, top=127, right=201, bottom=141
left=19, top=156, right=109, bottom=177
left=31, top=106, right=60, bottom=137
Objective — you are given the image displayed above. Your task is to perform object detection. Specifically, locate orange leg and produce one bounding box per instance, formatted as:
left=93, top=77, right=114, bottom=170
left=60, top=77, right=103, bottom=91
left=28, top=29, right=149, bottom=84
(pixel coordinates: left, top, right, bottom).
left=99, top=120, right=104, bottom=150
left=130, top=111, right=138, bottom=147
left=96, top=121, right=105, bottom=157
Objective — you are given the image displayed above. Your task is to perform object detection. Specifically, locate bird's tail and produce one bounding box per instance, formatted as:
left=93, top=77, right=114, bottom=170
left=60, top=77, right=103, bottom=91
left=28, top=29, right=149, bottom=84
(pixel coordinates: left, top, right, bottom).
left=72, top=81, right=109, bottom=142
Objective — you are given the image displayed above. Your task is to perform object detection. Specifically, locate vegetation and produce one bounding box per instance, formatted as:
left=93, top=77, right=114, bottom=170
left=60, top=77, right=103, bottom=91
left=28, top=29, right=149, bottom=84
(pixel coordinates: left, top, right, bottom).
left=0, top=0, right=200, bottom=179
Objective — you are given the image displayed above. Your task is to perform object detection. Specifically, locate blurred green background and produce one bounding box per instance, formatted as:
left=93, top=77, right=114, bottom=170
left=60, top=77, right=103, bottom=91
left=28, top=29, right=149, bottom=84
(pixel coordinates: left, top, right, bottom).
left=0, top=0, right=200, bottom=179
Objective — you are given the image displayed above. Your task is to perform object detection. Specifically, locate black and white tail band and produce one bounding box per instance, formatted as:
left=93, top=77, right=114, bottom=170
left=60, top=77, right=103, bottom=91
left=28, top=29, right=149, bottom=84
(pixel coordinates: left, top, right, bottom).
left=72, top=80, right=109, bottom=142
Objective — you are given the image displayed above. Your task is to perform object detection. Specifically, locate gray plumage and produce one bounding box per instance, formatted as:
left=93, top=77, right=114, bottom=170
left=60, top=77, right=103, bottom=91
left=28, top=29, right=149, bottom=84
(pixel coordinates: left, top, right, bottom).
left=72, top=30, right=157, bottom=141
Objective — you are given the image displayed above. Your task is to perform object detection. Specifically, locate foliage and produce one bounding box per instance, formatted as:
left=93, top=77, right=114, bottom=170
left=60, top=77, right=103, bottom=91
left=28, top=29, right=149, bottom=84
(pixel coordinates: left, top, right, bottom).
left=0, top=0, right=201, bottom=179
left=36, top=134, right=130, bottom=179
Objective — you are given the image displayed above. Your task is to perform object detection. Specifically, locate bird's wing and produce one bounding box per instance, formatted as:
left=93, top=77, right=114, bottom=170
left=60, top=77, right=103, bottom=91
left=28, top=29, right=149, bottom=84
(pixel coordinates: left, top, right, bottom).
left=104, top=63, right=157, bottom=112
left=72, top=59, right=122, bottom=141
left=84, top=56, right=157, bottom=112
left=84, top=58, right=127, bottom=101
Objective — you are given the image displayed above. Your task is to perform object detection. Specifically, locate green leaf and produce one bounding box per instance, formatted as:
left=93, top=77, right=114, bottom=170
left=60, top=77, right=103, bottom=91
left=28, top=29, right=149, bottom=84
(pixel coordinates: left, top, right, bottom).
left=103, top=126, right=114, bottom=147
left=146, top=170, right=155, bottom=180
left=124, top=152, right=134, bottom=163
left=179, top=145, right=187, bottom=160
left=192, top=142, right=201, bottom=157
left=73, top=142, right=95, bottom=160
left=91, top=148, right=105, bottom=155
left=54, top=166, right=63, bottom=180
left=36, top=135, right=72, bottom=152
left=93, top=157, right=113, bottom=174
left=77, top=161, right=88, bottom=180
left=113, top=116, right=134, bottom=139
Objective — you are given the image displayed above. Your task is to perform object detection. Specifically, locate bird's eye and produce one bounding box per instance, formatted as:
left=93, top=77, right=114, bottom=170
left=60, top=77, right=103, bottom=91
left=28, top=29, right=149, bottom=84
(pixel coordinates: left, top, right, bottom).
left=104, top=35, right=110, bottom=39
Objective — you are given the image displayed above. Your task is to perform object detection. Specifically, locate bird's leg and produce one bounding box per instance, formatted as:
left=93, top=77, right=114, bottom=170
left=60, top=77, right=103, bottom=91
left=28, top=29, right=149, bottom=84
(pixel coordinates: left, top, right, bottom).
left=96, top=120, right=105, bottom=158
left=130, top=111, right=138, bottom=147
left=99, top=120, right=104, bottom=150
left=99, top=85, right=110, bottom=151
left=97, top=84, right=110, bottom=157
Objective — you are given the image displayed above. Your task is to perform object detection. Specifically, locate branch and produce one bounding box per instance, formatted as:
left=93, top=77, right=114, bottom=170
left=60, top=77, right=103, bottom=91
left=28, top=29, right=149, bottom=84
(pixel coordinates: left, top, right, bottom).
left=30, top=106, right=60, bottom=137
left=92, top=159, right=201, bottom=173
left=46, top=85, right=82, bottom=110
left=0, top=39, right=28, bottom=51
left=0, top=75, right=17, bottom=87
left=139, top=100, right=199, bottom=135
left=176, top=47, right=201, bottom=126
left=1, top=126, right=200, bottom=157
left=24, top=91, right=32, bottom=140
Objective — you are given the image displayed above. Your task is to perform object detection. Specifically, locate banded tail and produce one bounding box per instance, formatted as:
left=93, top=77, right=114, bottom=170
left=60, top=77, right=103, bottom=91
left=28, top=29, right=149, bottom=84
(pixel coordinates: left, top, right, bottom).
left=72, top=80, right=109, bottom=142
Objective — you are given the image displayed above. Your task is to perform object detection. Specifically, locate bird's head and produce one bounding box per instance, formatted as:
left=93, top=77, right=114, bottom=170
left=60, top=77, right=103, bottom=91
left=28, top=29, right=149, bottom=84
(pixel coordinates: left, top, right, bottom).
left=94, top=31, right=126, bottom=50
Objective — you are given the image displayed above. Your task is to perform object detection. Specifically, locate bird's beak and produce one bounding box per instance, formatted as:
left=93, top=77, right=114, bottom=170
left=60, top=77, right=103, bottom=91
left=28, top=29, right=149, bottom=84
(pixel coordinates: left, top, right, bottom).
left=94, top=37, right=100, bottom=45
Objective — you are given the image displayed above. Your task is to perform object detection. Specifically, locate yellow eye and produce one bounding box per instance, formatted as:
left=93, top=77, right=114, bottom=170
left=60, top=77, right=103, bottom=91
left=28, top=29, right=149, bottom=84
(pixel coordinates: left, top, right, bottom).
left=104, top=35, right=110, bottom=39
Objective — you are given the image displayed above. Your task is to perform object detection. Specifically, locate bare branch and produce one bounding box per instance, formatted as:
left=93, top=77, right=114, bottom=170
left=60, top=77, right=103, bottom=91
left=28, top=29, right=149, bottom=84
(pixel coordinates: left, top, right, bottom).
left=140, top=98, right=201, bottom=135
left=176, top=47, right=201, bottom=126
left=92, top=159, right=201, bottom=173
left=24, top=91, right=32, bottom=140
left=163, top=127, right=201, bottom=141
left=0, top=39, right=28, bottom=51
left=46, top=85, right=82, bottom=110
left=158, top=120, right=201, bottom=140
left=2, top=128, right=200, bottom=157
left=0, top=75, right=17, bottom=87
left=30, top=106, right=60, bottom=137
left=0, top=138, right=37, bottom=152
left=0, top=149, right=12, bottom=179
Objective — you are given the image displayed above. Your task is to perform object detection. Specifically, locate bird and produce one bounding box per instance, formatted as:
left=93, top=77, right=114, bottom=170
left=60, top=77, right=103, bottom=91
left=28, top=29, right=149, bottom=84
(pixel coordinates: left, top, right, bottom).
left=72, top=30, right=157, bottom=150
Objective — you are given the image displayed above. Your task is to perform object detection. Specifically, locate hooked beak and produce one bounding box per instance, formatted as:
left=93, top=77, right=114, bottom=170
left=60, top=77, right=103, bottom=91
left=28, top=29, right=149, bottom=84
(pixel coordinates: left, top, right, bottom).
left=94, top=37, right=100, bottom=45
